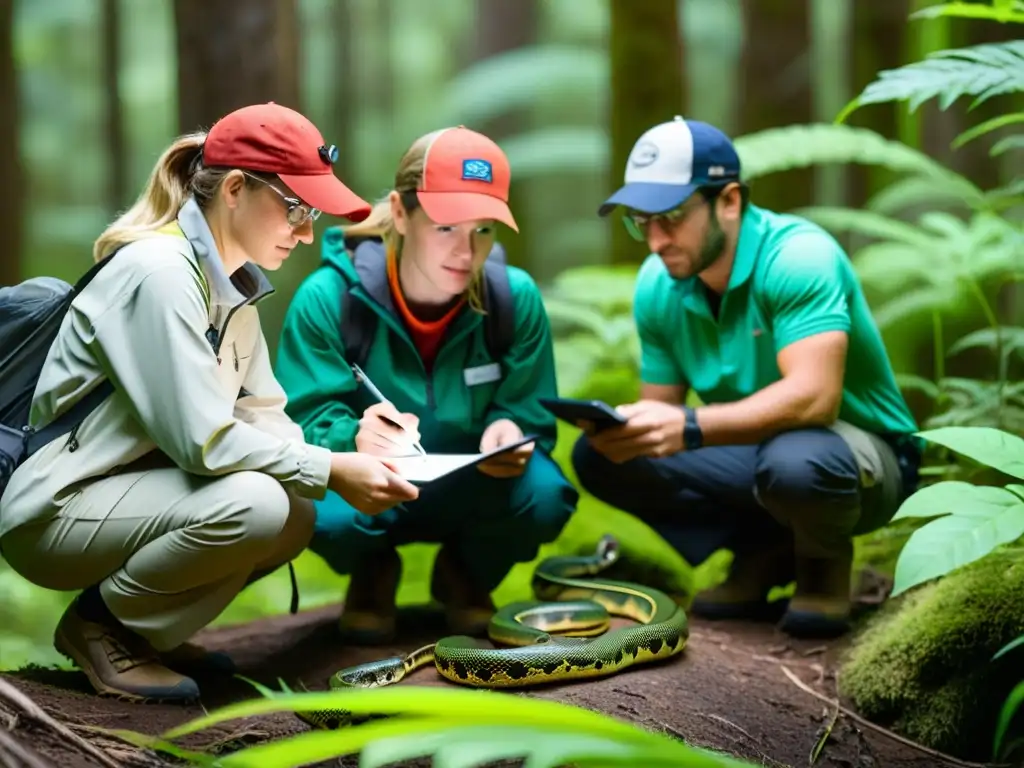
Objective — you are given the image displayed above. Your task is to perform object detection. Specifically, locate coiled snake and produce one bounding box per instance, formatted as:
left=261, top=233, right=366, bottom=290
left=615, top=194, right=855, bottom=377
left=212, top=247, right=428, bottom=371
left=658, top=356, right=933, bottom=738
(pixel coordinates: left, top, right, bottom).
left=296, top=534, right=689, bottom=729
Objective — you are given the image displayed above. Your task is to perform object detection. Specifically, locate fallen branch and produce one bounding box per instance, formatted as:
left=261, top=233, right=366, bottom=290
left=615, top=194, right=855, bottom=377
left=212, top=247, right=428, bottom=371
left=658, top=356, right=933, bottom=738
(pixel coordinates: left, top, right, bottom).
left=0, top=725, right=57, bottom=768
left=780, top=666, right=1008, bottom=768
left=0, top=678, right=122, bottom=768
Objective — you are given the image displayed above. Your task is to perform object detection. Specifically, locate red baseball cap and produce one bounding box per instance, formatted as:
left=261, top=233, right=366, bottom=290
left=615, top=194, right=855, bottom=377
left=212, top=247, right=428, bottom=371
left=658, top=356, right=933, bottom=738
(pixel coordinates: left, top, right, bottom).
left=203, top=102, right=371, bottom=221
left=416, top=126, right=518, bottom=232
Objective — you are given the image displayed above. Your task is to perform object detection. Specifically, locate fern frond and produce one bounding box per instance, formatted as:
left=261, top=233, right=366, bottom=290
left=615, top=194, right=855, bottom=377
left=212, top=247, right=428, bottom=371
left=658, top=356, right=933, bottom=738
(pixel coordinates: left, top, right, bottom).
left=440, top=45, right=606, bottom=125
left=952, top=111, right=1024, bottom=149
left=991, top=134, right=1024, bottom=156
left=866, top=177, right=972, bottom=215
left=910, top=0, right=1024, bottom=24
left=733, top=124, right=983, bottom=204
left=838, top=41, right=1024, bottom=120
left=499, top=127, right=606, bottom=178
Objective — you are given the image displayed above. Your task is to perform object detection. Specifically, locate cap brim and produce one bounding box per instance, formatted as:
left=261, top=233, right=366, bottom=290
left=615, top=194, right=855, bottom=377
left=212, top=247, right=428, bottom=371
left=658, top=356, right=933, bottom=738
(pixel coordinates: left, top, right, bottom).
left=278, top=172, right=372, bottom=222
left=597, top=182, right=699, bottom=217
left=417, top=191, right=519, bottom=233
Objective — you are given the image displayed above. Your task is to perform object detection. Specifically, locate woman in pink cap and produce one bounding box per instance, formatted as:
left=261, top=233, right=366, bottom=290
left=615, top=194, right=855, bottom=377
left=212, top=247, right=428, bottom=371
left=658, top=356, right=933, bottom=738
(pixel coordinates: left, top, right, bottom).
left=276, top=126, right=578, bottom=643
left=0, top=103, right=419, bottom=702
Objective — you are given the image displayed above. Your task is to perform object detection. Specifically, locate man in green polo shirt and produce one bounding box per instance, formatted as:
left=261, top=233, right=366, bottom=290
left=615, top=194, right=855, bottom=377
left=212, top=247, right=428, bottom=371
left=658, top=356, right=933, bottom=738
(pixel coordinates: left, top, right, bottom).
left=571, top=116, right=921, bottom=638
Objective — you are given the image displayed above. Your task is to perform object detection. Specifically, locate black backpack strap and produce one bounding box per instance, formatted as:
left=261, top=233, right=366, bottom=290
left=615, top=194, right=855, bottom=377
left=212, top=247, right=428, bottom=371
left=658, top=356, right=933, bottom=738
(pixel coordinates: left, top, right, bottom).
left=329, top=239, right=386, bottom=371
left=482, top=243, right=515, bottom=363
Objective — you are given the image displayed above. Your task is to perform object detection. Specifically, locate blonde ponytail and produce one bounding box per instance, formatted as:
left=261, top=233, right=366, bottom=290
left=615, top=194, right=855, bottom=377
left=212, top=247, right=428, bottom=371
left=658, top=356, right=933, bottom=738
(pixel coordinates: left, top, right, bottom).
left=344, top=129, right=487, bottom=313
left=92, top=131, right=238, bottom=262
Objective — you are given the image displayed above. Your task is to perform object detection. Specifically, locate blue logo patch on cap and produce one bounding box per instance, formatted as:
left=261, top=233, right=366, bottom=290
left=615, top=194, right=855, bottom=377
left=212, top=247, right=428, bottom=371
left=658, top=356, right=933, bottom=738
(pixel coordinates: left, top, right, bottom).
left=462, top=159, right=493, bottom=183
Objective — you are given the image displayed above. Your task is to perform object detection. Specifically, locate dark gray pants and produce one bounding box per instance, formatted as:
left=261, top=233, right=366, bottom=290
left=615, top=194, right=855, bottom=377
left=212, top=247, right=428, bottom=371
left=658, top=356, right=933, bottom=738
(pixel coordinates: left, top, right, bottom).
left=570, top=420, right=918, bottom=567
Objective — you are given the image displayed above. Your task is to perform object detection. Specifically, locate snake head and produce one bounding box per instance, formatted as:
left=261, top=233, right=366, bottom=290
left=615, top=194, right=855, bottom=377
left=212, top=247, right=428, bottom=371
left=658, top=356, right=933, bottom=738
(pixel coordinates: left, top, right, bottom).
left=333, top=657, right=407, bottom=688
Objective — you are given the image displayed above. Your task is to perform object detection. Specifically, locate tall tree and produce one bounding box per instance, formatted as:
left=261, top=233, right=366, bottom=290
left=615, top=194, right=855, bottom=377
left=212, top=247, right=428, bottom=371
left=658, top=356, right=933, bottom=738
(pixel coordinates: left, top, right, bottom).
left=738, top=0, right=813, bottom=214
left=0, top=0, right=20, bottom=286
left=173, top=0, right=301, bottom=133
left=102, top=0, right=128, bottom=215
left=608, top=0, right=685, bottom=264
left=471, top=0, right=538, bottom=270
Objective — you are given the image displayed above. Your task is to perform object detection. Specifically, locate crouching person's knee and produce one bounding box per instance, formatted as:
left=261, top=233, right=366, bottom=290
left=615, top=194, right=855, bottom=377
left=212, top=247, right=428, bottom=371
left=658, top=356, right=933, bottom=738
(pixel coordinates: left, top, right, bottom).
left=209, top=471, right=311, bottom=564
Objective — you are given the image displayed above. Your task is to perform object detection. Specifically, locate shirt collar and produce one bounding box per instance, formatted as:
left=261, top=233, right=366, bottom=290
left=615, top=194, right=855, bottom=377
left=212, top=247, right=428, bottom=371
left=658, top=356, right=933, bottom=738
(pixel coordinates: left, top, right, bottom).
left=176, top=196, right=274, bottom=307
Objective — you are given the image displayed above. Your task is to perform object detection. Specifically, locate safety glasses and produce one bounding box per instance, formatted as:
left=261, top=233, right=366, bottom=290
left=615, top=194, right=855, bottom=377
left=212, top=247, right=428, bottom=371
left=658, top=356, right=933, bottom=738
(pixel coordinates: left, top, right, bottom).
left=242, top=171, right=321, bottom=228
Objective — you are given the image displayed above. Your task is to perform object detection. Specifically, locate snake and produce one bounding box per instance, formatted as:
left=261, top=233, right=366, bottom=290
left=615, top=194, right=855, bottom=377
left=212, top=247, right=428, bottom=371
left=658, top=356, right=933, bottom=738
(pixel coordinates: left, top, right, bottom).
left=294, top=534, right=689, bottom=730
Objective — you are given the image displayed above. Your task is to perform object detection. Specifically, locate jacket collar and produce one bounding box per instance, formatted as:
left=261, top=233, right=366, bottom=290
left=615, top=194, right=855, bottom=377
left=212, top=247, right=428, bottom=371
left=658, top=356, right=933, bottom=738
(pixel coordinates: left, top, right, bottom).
left=176, top=196, right=274, bottom=308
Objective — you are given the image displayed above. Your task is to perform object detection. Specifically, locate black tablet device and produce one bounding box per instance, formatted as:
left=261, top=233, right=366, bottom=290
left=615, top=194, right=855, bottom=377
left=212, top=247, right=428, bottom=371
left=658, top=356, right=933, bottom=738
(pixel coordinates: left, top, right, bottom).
left=539, top=397, right=627, bottom=431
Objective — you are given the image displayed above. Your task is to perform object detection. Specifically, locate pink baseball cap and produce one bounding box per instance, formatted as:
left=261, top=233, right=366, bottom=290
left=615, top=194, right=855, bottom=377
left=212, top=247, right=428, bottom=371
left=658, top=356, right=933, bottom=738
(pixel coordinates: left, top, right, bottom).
left=415, top=126, right=518, bottom=232
left=204, top=102, right=371, bottom=221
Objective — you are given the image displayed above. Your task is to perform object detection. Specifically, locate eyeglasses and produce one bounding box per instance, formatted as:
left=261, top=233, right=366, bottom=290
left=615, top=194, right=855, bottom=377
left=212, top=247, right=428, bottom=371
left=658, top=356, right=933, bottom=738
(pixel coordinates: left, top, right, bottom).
left=621, top=203, right=694, bottom=243
left=241, top=171, right=321, bottom=228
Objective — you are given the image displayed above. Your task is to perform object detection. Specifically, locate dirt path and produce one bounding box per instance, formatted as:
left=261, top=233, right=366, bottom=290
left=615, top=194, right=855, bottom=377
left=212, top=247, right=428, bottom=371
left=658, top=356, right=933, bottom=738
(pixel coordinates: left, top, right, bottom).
left=0, top=603, right=973, bottom=768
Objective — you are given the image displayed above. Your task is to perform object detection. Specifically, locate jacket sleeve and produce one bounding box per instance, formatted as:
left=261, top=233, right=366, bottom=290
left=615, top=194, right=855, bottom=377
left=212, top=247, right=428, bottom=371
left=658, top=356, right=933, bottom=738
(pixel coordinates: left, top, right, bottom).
left=233, top=311, right=308, bottom=443
left=483, top=268, right=559, bottom=455
left=274, top=269, right=362, bottom=453
left=86, top=263, right=332, bottom=499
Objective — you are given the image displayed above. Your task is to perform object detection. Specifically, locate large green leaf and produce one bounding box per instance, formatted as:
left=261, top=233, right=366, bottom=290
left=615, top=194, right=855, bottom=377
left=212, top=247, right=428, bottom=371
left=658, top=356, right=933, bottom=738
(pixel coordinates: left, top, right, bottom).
left=131, top=685, right=755, bottom=768
left=838, top=41, right=1024, bottom=118
left=916, top=426, right=1024, bottom=478
left=994, top=680, right=1024, bottom=761
left=891, top=487, right=1024, bottom=595
left=732, top=124, right=983, bottom=203
left=891, top=480, right=1017, bottom=521
left=910, top=0, right=1024, bottom=24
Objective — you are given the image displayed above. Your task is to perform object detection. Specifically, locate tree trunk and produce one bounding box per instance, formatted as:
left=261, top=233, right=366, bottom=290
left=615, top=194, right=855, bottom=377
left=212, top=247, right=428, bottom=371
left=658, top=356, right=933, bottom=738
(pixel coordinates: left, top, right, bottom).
left=472, top=0, right=538, bottom=270
left=102, top=0, right=128, bottom=215
left=608, top=0, right=685, bottom=264
left=0, top=0, right=21, bottom=286
left=738, top=0, right=812, bottom=214
left=173, top=0, right=301, bottom=133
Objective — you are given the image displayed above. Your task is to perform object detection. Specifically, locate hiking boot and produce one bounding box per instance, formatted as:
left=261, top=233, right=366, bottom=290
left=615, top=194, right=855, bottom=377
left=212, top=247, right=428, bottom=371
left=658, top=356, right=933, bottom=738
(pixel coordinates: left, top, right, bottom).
left=779, top=544, right=853, bottom=639
left=53, top=602, right=199, bottom=702
left=690, top=541, right=795, bottom=622
left=338, top=548, right=401, bottom=644
left=159, top=641, right=236, bottom=677
left=430, top=545, right=495, bottom=637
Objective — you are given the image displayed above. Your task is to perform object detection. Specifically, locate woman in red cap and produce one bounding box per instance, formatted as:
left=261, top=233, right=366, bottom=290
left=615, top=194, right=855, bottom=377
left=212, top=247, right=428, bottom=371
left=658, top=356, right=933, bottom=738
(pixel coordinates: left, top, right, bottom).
left=0, top=103, right=419, bottom=702
left=276, top=126, right=578, bottom=643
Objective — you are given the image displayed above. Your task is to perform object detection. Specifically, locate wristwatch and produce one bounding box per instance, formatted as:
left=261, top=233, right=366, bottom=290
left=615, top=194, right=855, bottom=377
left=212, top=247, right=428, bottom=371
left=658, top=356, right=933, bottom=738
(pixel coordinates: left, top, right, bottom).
left=682, top=406, right=703, bottom=450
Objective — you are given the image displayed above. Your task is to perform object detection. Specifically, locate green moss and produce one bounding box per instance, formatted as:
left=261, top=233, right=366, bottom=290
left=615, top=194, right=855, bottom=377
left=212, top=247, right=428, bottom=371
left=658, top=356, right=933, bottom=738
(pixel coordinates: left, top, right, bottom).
left=838, top=545, right=1024, bottom=761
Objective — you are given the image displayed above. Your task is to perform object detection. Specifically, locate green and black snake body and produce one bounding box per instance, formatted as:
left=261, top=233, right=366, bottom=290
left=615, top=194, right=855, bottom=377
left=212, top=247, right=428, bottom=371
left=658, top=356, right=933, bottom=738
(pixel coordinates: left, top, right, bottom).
left=297, top=535, right=688, bottom=729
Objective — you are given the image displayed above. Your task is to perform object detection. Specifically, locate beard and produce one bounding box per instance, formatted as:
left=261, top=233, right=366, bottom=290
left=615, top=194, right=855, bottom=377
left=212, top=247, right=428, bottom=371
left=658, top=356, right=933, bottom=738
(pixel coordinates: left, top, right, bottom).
left=662, top=211, right=727, bottom=279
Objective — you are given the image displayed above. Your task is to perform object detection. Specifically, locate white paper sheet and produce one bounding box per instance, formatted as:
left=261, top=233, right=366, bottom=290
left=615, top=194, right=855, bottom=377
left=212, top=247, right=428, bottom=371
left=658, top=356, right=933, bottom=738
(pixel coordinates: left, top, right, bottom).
left=388, top=453, right=487, bottom=484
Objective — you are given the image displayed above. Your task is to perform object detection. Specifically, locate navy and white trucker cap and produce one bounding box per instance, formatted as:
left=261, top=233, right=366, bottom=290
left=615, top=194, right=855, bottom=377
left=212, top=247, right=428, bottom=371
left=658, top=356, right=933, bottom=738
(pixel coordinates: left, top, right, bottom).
left=598, top=116, right=741, bottom=216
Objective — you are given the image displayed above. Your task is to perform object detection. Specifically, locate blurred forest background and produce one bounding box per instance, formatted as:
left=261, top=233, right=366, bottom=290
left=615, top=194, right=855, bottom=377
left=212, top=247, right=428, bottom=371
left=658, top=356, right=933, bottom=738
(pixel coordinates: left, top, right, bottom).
left=2, top=0, right=1022, bottom=672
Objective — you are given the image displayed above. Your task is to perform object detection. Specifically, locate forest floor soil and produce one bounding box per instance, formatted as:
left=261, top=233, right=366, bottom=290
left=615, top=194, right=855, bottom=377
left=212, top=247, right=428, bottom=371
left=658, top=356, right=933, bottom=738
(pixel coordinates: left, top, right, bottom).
left=0, top=571, right=990, bottom=768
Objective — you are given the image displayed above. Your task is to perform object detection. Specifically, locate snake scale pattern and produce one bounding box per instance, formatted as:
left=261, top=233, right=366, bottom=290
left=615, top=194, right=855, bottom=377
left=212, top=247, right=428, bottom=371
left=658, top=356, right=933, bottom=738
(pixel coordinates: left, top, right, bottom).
left=295, top=534, right=689, bottom=729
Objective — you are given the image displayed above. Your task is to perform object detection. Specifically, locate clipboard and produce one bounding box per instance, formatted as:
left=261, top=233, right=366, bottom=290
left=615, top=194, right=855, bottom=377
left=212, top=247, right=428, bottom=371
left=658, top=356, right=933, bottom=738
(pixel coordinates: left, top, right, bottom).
left=387, top=434, right=539, bottom=485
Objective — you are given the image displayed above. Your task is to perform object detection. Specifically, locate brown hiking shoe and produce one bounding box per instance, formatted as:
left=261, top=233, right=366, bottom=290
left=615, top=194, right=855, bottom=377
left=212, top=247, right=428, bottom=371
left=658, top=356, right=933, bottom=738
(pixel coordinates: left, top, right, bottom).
left=779, top=544, right=853, bottom=638
left=430, top=545, right=495, bottom=637
left=338, top=548, right=401, bottom=644
left=53, top=603, right=199, bottom=702
left=690, top=540, right=795, bottom=622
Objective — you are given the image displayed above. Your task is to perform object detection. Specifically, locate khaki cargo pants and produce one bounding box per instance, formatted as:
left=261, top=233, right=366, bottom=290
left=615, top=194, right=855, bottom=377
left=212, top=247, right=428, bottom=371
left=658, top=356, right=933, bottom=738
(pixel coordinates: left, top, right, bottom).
left=0, top=453, right=314, bottom=651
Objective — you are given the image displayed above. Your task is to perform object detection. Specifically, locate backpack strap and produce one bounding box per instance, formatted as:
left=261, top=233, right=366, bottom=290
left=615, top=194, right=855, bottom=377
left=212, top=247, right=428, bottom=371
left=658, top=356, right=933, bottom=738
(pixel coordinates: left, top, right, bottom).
left=481, top=243, right=515, bottom=364
left=335, top=239, right=389, bottom=370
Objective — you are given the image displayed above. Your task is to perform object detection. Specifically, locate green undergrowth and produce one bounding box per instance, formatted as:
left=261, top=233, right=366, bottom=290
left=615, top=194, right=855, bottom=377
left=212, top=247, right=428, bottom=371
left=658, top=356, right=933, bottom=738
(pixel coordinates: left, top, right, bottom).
left=838, top=544, right=1024, bottom=761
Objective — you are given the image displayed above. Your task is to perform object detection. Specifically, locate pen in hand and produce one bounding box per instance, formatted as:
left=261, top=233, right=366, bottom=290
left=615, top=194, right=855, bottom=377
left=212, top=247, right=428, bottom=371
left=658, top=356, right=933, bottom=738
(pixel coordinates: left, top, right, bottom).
left=350, top=363, right=426, bottom=456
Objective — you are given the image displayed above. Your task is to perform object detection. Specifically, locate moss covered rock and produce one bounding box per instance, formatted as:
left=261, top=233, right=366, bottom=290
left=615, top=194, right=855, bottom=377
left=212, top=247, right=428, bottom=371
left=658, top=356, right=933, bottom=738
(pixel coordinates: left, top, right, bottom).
left=838, top=545, right=1024, bottom=761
